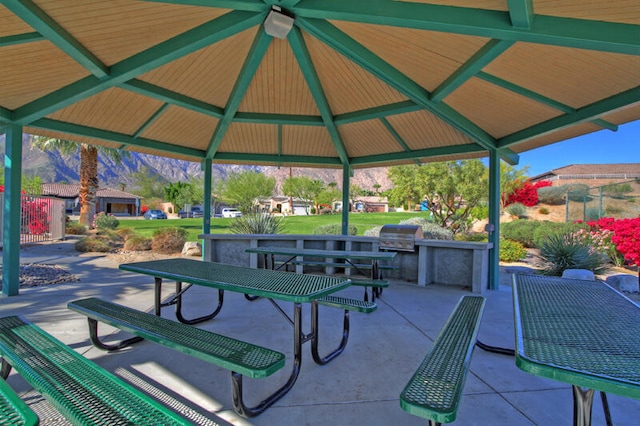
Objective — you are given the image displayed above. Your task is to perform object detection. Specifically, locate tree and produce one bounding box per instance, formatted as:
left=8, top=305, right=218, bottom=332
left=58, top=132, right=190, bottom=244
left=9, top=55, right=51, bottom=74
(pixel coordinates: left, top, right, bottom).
left=387, top=165, right=423, bottom=211
left=30, top=136, right=128, bottom=228
left=418, top=160, right=488, bottom=232
left=221, top=171, right=275, bottom=213
left=282, top=176, right=325, bottom=214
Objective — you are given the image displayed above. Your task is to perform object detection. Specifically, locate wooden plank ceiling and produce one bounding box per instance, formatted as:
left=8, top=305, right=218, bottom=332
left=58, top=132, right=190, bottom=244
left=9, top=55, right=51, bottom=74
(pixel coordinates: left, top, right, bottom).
left=1, top=0, right=638, bottom=169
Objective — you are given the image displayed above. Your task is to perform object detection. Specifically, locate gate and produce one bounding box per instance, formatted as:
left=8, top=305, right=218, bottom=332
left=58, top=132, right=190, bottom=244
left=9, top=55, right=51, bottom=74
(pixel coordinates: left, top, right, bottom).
left=0, top=194, right=66, bottom=245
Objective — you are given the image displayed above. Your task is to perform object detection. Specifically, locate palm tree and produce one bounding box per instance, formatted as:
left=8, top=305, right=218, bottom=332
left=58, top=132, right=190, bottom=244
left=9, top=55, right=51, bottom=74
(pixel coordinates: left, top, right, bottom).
left=31, top=136, right=128, bottom=228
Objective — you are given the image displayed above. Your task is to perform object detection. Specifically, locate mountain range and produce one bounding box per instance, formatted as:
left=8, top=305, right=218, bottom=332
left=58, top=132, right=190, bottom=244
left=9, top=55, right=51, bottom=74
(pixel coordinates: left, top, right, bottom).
left=7, top=135, right=392, bottom=194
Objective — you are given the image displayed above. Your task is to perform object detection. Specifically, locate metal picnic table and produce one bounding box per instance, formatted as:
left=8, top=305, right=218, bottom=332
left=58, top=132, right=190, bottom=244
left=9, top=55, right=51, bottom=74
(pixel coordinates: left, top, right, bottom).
left=119, top=258, right=352, bottom=416
left=513, top=274, right=640, bottom=426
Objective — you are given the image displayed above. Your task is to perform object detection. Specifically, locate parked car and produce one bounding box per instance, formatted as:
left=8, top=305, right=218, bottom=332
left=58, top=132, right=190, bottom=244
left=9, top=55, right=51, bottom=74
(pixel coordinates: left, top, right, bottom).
left=143, top=209, right=167, bottom=220
left=178, top=206, right=204, bottom=218
left=221, top=208, right=242, bottom=218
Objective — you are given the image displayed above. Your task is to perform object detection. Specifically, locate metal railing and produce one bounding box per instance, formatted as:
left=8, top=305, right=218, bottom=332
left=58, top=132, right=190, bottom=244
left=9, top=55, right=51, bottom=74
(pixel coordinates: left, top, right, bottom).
left=0, top=193, right=66, bottom=245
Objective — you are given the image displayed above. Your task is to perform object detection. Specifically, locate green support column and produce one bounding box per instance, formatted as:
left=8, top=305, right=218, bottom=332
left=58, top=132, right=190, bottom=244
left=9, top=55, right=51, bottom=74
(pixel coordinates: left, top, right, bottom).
left=487, top=149, right=501, bottom=290
left=201, top=159, right=212, bottom=260
left=341, top=163, right=351, bottom=236
left=2, top=125, right=23, bottom=296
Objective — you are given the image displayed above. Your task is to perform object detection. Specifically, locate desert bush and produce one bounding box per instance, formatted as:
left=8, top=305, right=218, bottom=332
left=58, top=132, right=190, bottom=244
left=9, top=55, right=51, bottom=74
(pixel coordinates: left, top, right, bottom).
left=75, top=236, right=114, bottom=252
left=364, top=226, right=383, bottom=237
left=66, top=222, right=87, bottom=235
left=604, top=205, right=622, bottom=215
left=564, top=183, right=591, bottom=202
left=537, top=186, right=566, bottom=205
left=537, top=207, right=549, bottom=215
left=500, top=220, right=543, bottom=248
left=399, top=218, right=453, bottom=240
left=454, top=232, right=488, bottom=242
left=499, top=239, right=527, bottom=263
left=505, top=202, right=527, bottom=218
left=115, top=227, right=137, bottom=240
left=151, top=227, right=188, bottom=254
left=584, top=207, right=601, bottom=221
left=532, top=221, right=588, bottom=248
left=93, top=212, right=119, bottom=230
left=123, top=235, right=152, bottom=251
left=313, top=223, right=357, bottom=236
left=536, top=233, right=608, bottom=276
left=229, top=214, right=284, bottom=234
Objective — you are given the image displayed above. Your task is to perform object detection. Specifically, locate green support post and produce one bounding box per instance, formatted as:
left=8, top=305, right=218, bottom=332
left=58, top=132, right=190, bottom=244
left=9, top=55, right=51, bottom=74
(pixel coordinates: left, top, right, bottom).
left=341, top=164, right=351, bottom=236
left=202, top=158, right=212, bottom=260
left=2, top=125, right=23, bottom=296
left=487, top=149, right=501, bottom=291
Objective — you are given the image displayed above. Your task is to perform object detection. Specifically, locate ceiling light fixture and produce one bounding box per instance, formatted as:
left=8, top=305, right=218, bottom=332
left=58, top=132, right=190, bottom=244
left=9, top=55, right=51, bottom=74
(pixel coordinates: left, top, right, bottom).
left=263, top=6, right=294, bottom=39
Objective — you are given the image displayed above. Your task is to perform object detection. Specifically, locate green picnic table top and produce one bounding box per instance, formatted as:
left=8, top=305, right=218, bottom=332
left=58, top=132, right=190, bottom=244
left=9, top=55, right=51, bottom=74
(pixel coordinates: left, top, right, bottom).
left=513, top=274, right=640, bottom=399
left=119, top=258, right=350, bottom=303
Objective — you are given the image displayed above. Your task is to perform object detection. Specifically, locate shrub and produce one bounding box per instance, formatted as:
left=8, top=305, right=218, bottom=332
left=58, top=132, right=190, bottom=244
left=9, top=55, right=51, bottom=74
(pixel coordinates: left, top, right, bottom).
left=454, top=232, right=488, bottom=242
left=313, top=223, right=357, bottom=236
left=604, top=205, right=622, bottom=215
left=151, top=227, right=188, bottom=254
left=506, top=180, right=552, bottom=207
left=499, top=239, right=527, bottom=263
left=536, top=233, right=608, bottom=276
left=93, top=212, right=119, bottom=230
left=364, top=226, right=383, bottom=237
left=564, top=183, right=591, bottom=202
left=399, top=218, right=453, bottom=240
left=66, top=222, right=87, bottom=235
left=229, top=214, right=284, bottom=234
left=124, top=235, right=152, bottom=251
left=537, top=207, right=549, bottom=215
left=500, top=219, right=543, bottom=248
left=115, top=227, right=137, bottom=241
left=505, top=202, right=527, bottom=218
left=531, top=221, right=588, bottom=248
left=75, top=236, right=114, bottom=252
left=584, top=207, right=601, bottom=221
left=537, top=186, right=566, bottom=205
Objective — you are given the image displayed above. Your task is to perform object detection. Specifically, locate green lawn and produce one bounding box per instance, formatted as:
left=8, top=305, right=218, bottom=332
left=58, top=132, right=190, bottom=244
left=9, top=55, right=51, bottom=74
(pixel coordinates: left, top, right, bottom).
left=118, top=212, right=427, bottom=242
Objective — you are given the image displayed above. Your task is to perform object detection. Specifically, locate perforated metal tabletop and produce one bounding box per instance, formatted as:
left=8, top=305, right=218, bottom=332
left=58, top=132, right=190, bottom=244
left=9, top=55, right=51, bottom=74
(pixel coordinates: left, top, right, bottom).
left=513, top=274, right=640, bottom=399
left=119, top=258, right=350, bottom=303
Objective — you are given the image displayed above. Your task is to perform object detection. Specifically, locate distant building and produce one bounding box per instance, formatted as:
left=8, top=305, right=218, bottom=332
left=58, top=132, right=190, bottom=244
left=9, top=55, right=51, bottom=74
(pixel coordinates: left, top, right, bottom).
left=530, top=164, right=640, bottom=187
left=42, top=183, right=142, bottom=216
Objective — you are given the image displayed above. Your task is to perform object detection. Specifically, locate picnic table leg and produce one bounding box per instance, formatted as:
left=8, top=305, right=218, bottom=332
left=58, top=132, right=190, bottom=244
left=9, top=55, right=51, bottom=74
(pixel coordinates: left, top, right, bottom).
left=86, top=318, right=144, bottom=351
left=310, top=300, right=349, bottom=365
left=231, top=303, right=303, bottom=418
left=174, top=281, right=224, bottom=324
left=572, top=386, right=595, bottom=426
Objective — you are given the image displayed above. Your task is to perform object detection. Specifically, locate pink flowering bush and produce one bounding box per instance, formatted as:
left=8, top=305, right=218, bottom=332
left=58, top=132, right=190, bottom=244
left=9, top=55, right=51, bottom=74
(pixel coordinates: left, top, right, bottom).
left=505, top=180, right=552, bottom=207
left=571, top=227, right=624, bottom=267
left=584, top=217, right=640, bottom=268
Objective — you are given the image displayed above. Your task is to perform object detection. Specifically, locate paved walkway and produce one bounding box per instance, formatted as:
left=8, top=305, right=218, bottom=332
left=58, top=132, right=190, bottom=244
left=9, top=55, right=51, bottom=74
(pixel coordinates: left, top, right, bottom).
left=2, top=240, right=639, bottom=425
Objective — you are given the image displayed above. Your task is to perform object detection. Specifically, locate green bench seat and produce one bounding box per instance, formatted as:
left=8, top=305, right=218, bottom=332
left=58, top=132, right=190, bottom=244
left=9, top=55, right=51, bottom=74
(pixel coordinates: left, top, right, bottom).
left=68, top=297, right=285, bottom=379
left=0, top=377, right=38, bottom=426
left=400, top=295, right=486, bottom=425
left=0, top=315, right=193, bottom=425
left=317, top=295, right=377, bottom=313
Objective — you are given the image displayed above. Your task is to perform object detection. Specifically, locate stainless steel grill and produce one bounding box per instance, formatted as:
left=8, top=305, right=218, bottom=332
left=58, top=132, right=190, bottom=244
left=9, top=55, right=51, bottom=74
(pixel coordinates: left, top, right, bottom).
left=379, top=225, right=422, bottom=252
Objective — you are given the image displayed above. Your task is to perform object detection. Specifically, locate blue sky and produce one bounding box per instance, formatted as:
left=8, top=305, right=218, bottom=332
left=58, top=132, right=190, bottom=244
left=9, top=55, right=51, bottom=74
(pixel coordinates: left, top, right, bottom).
left=514, top=119, right=640, bottom=178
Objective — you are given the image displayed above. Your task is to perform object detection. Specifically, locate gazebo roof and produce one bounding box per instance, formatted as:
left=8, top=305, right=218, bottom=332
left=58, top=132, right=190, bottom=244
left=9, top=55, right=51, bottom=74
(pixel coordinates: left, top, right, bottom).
left=1, top=1, right=638, bottom=169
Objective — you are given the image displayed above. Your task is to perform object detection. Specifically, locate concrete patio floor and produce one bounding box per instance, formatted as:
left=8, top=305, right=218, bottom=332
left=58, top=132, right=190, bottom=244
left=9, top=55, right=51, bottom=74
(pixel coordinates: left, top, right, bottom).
left=2, top=241, right=639, bottom=425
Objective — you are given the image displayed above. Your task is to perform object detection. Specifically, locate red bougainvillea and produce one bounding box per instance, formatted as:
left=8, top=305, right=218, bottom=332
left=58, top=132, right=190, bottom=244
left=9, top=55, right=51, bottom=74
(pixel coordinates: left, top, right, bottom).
left=587, top=217, right=640, bottom=267
left=506, top=180, right=552, bottom=207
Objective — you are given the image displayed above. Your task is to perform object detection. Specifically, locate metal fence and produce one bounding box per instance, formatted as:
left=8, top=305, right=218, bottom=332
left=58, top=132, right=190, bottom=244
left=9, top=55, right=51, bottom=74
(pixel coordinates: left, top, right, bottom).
left=566, top=179, right=640, bottom=222
left=0, top=193, right=66, bottom=245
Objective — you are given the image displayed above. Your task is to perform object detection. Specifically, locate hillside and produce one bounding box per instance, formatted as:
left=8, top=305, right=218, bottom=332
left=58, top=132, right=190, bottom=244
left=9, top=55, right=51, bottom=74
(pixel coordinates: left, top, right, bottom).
left=10, top=135, right=391, bottom=193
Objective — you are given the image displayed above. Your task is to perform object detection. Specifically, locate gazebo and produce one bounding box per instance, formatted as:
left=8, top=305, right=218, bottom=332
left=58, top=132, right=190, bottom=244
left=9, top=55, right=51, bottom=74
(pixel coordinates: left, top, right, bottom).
left=2, top=1, right=639, bottom=296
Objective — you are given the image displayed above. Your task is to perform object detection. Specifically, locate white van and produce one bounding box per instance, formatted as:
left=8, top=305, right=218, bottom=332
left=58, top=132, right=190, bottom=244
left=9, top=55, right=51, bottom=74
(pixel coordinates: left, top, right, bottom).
left=221, top=208, right=242, bottom=218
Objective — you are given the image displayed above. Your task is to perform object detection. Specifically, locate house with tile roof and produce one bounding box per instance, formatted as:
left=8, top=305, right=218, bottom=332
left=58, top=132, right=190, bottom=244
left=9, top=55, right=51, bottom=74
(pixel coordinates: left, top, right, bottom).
left=530, top=164, right=640, bottom=188
left=42, top=183, right=142, bottom=216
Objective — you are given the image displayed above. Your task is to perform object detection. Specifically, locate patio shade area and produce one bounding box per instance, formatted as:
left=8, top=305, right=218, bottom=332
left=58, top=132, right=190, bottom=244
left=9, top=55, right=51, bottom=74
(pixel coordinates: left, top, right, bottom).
left=1, top=0, right=639, bottom=168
